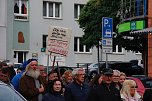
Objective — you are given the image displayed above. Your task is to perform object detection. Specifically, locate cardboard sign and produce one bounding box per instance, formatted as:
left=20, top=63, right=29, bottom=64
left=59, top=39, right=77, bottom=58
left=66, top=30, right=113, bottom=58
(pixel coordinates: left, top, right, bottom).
left=47, top=26, right=72, bottom=56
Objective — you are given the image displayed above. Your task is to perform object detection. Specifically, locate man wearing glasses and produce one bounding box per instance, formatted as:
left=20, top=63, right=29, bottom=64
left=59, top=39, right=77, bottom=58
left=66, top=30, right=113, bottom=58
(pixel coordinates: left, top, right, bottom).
left=86, top=68, right=121, bottom=101
left=64, top=68, right=90, bottom=101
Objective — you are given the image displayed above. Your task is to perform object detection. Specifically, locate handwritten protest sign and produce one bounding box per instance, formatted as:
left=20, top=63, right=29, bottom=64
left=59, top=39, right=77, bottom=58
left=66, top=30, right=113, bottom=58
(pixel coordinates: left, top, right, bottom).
left=47, top=26, right=72, bottom=56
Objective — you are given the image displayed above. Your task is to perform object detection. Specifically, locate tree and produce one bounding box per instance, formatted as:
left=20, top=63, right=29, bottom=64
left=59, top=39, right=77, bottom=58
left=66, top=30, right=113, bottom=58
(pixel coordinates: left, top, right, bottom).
left=78, top=0, right=147, bottom=54
left=78, top=0, right=120, bottom=48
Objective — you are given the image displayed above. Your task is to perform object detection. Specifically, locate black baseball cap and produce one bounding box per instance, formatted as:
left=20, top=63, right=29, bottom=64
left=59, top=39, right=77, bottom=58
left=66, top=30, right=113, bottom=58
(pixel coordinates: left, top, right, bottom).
left=102, top=68, right=113, bottom=75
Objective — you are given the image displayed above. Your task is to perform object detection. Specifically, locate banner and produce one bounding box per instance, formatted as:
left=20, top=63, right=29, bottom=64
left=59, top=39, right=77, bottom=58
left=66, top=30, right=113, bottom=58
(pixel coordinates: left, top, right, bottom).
left=47, top=26, right=72, bottom=56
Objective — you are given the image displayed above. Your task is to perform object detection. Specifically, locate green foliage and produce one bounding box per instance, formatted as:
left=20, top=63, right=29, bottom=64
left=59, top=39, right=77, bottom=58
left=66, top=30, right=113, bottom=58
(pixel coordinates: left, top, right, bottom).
left=78, top=0, right=120, bottom=48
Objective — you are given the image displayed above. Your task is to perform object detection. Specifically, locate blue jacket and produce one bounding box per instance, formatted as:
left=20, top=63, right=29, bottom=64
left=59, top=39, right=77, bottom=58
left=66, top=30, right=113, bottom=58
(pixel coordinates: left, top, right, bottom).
left=11, top=60, right=28, bottom=91
left=64, top=81, right=90, bottom=101
left=42, top=93, right=65, bottom=101
left=11, top=71, right=24, bottom=91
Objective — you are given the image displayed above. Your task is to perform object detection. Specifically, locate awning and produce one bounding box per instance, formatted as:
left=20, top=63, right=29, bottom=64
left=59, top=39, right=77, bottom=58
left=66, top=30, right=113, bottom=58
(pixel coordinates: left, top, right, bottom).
left=130, top=27, right=152, bottom=34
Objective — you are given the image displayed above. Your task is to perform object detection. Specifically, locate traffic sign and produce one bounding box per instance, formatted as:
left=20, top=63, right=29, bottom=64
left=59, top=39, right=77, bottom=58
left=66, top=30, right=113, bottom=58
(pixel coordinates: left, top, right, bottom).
left=102, top=39, right=112, bottom=46
left=102, top=17, right=113, bottom=53
left=102, top=47, right=113, bottom=53
left=102, top=17, right=113, bottom=38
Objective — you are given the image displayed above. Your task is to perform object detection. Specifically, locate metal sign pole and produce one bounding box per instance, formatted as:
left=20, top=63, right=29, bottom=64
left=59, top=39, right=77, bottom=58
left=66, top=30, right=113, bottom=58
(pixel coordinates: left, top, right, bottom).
left=47, top=54, right=49, bottom=75
left=97, top=40, right=100, bottom=74
left=106, top=53, right=108, bottom=68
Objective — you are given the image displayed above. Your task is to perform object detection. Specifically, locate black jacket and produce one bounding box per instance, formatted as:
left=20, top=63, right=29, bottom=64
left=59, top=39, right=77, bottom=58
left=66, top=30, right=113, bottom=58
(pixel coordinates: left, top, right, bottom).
left=64, top=81, right=90, bottom=101
left=42, top=92, right=65, bottom=101
left=86, top=82, right=121, bottom=101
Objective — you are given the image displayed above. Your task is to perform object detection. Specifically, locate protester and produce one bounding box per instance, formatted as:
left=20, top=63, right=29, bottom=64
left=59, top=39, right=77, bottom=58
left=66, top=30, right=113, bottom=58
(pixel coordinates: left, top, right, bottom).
left=11, top=60, right=28, bottom=91
left=86, top=68, right=121, bottom=101
left=39, top=65, right=47, bottom=79
left=120, top=79, right=142, bottom=101
left=112, top=70, right=122, bottom=90
left=64, top=68, right=90, bottom=101
left=46, top=70, right=59, bottom=92
left=48, top=70, right=58, bottom=81
left=0, top=67, right=13, bottom=86
left=143, top=89, right=152, bottom=101
left=42, top=79, right=65, bottom=101
left=0, top=61, right=16, bottom=81
left=62, top=70, right=73, bottom=86
left=119, top=72, right=126, bottom=85
left=16, top=68, right=22, bottom=74
left=7, top=63, right=16, bottom=81
left=19, top=59, right=47, bottom=101
left=89, top=74, right=103, bottom=88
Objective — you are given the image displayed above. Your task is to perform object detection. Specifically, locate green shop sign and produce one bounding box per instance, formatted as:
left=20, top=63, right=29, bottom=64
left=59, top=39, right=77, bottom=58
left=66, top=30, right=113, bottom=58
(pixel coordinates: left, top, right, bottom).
left=118, top=20, right=145, bottom=33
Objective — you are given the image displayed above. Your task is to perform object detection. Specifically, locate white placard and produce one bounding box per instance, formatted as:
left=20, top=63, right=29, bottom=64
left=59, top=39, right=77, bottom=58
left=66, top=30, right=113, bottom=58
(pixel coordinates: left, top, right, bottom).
left=47, top=26, right=72, bottom=56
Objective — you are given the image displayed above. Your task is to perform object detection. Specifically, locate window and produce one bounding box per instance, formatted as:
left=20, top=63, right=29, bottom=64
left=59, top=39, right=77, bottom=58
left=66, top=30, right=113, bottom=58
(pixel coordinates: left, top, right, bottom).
left=42, top=35, right=48, bottom=48
left=74, top=4, right=84, bottom=19
left=14, top=0, right=28, bottom=21
left=43, top=1, right=62, bottom=19
left=74, top=37, right=91, bottom=53
left=135, top=51, right=141, bottom=54
left=121, top=0, right=147, bottom=20
left=113, top=45, right=123, bottom=53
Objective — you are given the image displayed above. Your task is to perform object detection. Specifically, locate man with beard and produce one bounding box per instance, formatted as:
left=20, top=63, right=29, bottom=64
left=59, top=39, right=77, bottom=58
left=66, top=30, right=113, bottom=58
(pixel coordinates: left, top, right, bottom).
left=19, top=59, right=47, bottom=101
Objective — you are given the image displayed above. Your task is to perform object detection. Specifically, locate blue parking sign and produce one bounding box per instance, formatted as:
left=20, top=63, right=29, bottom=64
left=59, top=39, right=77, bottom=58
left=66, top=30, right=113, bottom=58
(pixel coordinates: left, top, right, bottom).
left=102, top=17, right=113, bottom=38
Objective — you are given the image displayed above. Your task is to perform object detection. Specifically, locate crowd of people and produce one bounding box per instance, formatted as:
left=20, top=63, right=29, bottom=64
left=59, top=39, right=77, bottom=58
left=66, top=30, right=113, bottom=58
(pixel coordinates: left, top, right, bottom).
left=0, top=59, right=152, bottom=101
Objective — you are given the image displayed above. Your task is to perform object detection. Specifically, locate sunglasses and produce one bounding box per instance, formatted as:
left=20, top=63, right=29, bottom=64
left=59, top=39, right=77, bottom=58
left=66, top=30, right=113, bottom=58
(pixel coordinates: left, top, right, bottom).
left=130, top=86, right=138, bottom=88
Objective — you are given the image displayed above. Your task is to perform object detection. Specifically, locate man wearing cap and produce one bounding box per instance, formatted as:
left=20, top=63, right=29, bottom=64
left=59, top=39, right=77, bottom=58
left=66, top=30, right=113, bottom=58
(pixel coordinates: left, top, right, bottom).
left=86, top=68, right=121, bottom=101
left=19, top=59, right=47, bottom=101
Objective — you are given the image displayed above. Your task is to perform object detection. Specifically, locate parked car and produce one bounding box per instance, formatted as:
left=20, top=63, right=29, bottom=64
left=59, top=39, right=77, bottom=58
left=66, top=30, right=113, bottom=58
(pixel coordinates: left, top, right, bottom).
left=100, top=61, right=144, bottom=76
left=13, top=63, right=22, bottom=72
left=83, top=62, right=105, bottom=78
left=0, top=81, right=27, bottom=101
left=130, top=59, right=143, bottom=68
left=127, top=77, right=145, bottom=96
left=6, top=62, right=22, bottom=74
left=131, top=75, right=152, bottom=89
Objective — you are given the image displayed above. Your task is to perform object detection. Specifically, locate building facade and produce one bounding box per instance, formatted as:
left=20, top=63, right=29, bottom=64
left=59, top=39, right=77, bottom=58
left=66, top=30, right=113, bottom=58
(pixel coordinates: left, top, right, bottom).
left=118, top=0, right=152, bottom=76
left=0, top=0, right=142, bottom=67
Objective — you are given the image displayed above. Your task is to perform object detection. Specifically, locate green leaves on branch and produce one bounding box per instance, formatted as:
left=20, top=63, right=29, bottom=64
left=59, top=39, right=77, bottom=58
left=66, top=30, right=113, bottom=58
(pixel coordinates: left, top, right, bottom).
left=78, top=0, right=120, bottom=48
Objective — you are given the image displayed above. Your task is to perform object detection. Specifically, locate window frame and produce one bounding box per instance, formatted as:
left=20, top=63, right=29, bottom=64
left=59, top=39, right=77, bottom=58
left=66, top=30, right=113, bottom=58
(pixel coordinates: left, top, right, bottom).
left=43, top=1, right=62, bottom=19
left=113, top=45, right=124, bottom=54
left=14, top=0, right=29, bottom=21
left=74, top=4, right=84, bottom=20
left=74, top=37, right=92, bottom=53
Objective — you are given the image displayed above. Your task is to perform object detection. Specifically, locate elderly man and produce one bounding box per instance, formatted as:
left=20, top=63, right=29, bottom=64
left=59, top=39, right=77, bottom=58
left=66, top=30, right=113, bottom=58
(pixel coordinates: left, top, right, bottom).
left=38, top=65, right=47, bottom=79
left=64, top=68, right=90, bottom=101
left=86, top=68, right=121, bottom=101
left=19, top=59, right=47, bottom=101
